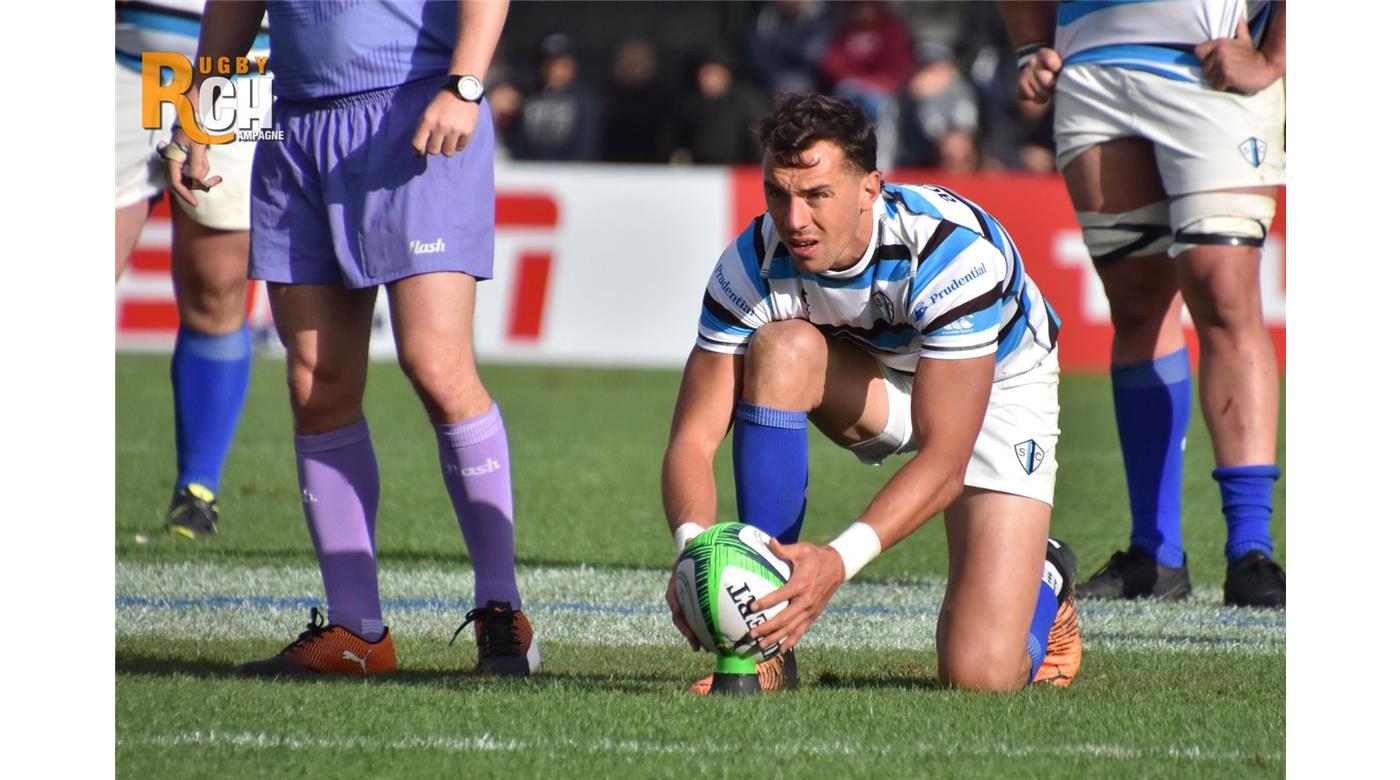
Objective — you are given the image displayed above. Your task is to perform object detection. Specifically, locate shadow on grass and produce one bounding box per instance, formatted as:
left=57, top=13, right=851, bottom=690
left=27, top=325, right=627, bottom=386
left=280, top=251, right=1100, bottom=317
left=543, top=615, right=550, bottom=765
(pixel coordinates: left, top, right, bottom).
left=811, top=670, right=944, bottom=691
left=116, top=649, right=681, bottom=694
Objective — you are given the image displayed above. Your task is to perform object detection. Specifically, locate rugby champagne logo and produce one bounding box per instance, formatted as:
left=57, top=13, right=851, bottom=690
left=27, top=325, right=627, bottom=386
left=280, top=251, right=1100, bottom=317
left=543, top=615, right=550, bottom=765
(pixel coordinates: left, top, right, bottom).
left=141, top=52, right=278, bottom=144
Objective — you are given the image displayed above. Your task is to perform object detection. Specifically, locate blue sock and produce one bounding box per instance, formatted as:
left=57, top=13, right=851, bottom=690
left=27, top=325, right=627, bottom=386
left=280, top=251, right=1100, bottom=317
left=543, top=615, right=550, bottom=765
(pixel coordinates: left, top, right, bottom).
left=1025, top=574, right=1060, bottom=686
left=171, top=324, right=252, bottom=495
left=1111, top=349, right=1191, bottom=568
left=732, top=400, right=808, bottom=544
left=1213, top=464, right=1280, bottom=564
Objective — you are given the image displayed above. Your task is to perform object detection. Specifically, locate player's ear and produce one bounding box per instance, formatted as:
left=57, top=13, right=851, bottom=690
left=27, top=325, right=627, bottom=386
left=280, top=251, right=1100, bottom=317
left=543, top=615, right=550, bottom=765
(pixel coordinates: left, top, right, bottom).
left=859, top=169, right=882, bottom=208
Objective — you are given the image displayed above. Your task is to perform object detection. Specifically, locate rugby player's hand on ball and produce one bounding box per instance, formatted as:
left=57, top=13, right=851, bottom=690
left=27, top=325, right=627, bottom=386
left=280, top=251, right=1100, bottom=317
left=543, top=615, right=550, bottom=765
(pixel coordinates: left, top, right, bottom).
left=665, top=565, right=704, bottom=652
left=413, top=90, right=480, bottom=158
left=746, top=539, right=844, bottom=653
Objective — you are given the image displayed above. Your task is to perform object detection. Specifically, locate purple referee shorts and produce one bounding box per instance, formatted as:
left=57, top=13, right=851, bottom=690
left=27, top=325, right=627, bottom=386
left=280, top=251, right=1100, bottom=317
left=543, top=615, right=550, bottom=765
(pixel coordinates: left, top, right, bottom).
left=249, top=76, right=496, bottom=288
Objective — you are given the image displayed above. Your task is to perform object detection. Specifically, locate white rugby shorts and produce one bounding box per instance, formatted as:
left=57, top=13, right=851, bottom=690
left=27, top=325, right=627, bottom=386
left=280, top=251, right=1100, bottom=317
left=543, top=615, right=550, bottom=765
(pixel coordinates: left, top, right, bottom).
left=1053, top=63, right=1285, bottom=196
left=115, top=63, right=259, bottom=230
left=846, top=351, right=1061, bottom=506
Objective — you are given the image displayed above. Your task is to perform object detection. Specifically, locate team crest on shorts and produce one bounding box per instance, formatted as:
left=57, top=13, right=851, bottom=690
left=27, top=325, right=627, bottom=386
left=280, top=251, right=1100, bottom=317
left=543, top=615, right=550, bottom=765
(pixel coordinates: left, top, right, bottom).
left=1238, top=137, right=1267, bottom=168
left=872, top=291, right=895, bottom=323
left=1014, top=440, right=1045, bottom=475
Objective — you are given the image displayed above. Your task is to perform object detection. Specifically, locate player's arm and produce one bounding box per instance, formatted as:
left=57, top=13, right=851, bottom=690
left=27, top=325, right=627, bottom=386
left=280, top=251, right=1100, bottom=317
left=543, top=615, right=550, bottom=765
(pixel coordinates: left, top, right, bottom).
left=997, top=1, right=1062, bottom=104
left=662, top=346, right=743, bottom=649
left=413, top=0, right=510, bottom=158
left=747, top=353, right=994, bottom=652
left=165, top=0, right=267, bottom=206
left=1195, top=2, right=1285, bottom=94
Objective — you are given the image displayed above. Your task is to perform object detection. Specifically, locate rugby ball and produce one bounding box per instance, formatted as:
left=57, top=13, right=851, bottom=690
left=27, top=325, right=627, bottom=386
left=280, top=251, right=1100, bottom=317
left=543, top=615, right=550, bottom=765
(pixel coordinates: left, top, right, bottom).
left=674, top=523, right=791, bottom=659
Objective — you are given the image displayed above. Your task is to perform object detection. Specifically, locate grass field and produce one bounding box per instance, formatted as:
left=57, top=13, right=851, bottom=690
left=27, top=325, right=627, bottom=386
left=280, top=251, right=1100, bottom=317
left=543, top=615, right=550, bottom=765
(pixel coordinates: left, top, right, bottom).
left=116, top=353, right=1285, bottom=777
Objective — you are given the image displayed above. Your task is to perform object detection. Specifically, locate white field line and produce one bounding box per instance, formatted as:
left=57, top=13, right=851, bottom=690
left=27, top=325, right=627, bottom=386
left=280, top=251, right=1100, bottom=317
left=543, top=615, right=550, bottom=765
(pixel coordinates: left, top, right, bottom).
left=117, top=730, right=1283, bottom=764
left=116, top=562, right=1285, bottom=654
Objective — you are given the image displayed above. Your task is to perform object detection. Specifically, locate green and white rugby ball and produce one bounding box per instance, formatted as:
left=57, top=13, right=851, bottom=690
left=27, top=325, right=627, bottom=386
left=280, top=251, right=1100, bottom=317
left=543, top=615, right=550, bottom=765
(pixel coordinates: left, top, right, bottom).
left=674, top=523, right=791, bottom=659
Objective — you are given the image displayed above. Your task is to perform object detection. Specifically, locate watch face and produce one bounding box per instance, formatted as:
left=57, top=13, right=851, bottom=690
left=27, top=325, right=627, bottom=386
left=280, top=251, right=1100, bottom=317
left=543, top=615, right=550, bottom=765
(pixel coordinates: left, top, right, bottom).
left=456, top=76, right=484, bottom=102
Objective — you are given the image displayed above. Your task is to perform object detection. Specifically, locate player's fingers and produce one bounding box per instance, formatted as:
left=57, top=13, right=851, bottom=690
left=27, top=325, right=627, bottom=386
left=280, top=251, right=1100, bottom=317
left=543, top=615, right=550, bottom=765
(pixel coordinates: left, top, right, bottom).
left=171, top=179, right=199, bottom=208
left=749, top=580, right=798, bottom=614
left=1235, top=15, right=1251, bottom=40
left=196, top=174, right=223, bottom=191
left=440, top=130, right=460, bottom=158
left=1194, top=40, right=1217, bottom=61
left=455, top=134, right=470, bottom=152
left=411, top=120, right=431, bottom=158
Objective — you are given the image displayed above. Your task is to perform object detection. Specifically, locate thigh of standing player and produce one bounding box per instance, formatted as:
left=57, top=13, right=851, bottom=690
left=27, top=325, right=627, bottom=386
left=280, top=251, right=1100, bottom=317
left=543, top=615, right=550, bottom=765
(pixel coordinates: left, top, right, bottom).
left=1149, top=75, right=1285, bottom=466
left=169, top=130, right=260, bottom=333
left=1055, top=65, right=1183, bottom=367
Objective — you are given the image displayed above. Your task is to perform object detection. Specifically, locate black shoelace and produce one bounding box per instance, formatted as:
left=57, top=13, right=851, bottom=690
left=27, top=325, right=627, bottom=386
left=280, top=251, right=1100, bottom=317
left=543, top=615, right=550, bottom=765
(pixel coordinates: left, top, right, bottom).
left=450, top=606, right=520, bottom=655
left=280, top=608, right=333, bottom=655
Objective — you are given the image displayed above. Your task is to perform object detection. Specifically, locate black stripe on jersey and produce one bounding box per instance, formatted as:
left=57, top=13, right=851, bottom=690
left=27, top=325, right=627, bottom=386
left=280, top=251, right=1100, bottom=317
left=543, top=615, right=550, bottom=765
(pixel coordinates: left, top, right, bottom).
left=945, top=189, right=993, bottom=239
left=122, top=0, right=204, bottom=22
left=702, top=290, right=747, bottom=330
left=1046, top=310, right=1060, bottom=349
left=813, top=323, right=914, bottom=355
left=919, top=219, right=960, bottom=261
left=924, top=339, right=997, bottom=353
left=698, top=333, right=739, bottom=349
left=750, top=215, right=767, bottom=265
left=876, top=243, right=912, bottom=261
left=997, top=297, right=1025, bottom=345
left=922, top=286, right=1003, bottom=335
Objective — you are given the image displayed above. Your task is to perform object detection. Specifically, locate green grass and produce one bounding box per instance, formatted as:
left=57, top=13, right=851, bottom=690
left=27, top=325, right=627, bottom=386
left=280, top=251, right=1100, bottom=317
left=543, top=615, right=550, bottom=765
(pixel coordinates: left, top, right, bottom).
left=116, top=354, right=1285, bottom=777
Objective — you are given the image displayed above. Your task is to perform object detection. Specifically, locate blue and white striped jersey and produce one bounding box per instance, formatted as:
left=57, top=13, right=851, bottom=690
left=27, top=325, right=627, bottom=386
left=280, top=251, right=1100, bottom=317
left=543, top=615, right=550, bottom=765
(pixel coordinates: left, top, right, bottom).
left=1056, top=0, right=1274, bottom=83
left=116, top=1, right=270, bottom=74
left=696, top=183, right=1061, bottom=382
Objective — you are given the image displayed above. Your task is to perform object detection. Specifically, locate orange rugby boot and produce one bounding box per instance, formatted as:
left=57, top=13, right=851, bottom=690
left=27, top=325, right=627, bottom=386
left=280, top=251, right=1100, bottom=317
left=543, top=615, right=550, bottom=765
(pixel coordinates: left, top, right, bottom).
left=452, top=600, right=542, bottom=677
left=240, top=608, right=397, bottom=677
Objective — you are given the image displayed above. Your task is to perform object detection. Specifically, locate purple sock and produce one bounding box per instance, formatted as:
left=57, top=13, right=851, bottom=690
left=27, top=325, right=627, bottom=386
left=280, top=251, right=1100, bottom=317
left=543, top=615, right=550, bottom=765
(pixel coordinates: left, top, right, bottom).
left=436, top=404, right=522, bottom=609
left=295, top=418, right=385, bottom=641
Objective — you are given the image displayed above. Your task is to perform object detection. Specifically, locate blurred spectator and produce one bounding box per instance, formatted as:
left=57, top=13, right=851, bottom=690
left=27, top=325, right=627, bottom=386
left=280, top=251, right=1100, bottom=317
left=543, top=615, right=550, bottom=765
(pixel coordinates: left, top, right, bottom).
left=1014, top=97, right=1056, bottom=173
left=820, top=0, right=916, bottom=170
left=601, top=39, right=674, bottom=163
left=674, top=48, right=769, bottom=165
left=896, top=41, right=980, bottom=171
left=516, top=33, right=601, bottom=161
left=485, top=63, right=526, bottom=160
left=747, top=0, right=834, bottom=96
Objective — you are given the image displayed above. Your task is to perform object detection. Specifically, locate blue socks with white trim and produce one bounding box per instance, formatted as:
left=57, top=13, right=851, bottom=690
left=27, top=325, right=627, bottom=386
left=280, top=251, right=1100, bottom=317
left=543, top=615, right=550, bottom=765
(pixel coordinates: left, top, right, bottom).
left=732, top=399, right=808, bottom=544
left=171, top=324, right=252, bottom=494
left=1111, top=349, right=1191, bottom=567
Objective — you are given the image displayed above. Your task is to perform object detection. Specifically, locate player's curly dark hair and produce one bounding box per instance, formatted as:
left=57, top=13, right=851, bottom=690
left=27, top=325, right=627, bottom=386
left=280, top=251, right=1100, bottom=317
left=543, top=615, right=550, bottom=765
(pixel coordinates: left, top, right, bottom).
left=756, top=93, right=878, bottom=173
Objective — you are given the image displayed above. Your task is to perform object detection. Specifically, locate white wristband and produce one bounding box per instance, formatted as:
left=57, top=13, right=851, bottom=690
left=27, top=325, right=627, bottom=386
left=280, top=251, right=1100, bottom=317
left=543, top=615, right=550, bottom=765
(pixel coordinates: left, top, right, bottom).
left=674, top=522, right=706, bottom=555
left=827, top=522, right=882, bottom=582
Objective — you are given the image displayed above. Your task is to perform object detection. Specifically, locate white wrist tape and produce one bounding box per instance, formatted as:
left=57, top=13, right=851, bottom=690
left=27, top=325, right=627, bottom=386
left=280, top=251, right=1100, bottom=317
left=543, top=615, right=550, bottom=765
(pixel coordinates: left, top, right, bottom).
left=674, top=522, right=706, bottom=555
left=828, top=522, right=882, bottom=582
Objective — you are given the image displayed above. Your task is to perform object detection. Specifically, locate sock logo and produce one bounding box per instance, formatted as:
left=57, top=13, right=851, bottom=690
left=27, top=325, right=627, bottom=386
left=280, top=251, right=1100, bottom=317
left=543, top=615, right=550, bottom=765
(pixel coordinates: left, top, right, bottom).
left=301, top=489, right=318, bottom=504
left=1014, top=440, right=1045, bottom=475
left=1042, top=560, right=1063, bottom=598
left=449, top=458, right=502, bottom=478
left=410, top=238, right=446, bottom=255
left=341, top=649, right=371, bottom=673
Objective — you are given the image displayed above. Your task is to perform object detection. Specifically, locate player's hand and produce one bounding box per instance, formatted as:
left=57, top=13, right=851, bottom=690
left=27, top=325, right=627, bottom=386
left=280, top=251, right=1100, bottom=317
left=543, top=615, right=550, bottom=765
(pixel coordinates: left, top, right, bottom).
left=745, top=539, right=845, bottom=653
left=1017, top=47, right=1063, bottom=104
left=412, top=90, right=480, bottom=158
left=163, top=126, right=222, bottom=208
left=665, top=564, right=703, bottom=651
left=1195, top=17, right=1282, bottom=95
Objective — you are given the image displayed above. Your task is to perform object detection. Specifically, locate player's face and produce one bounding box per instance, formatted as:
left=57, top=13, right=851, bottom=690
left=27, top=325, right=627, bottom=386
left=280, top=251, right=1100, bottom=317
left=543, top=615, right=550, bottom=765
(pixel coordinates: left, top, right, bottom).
left=762, top=140, right=881, bottom=274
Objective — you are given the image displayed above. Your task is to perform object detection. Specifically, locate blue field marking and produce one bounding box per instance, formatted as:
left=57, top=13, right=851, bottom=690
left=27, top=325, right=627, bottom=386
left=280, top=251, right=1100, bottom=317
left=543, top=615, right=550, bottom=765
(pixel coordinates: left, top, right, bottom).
left=117, top=562, right=1284, bottom=653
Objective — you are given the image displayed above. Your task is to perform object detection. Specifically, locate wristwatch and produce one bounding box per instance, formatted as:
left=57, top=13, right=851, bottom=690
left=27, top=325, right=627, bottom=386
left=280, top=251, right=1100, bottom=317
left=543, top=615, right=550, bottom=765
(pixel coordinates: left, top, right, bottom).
left=445, top=74, right=485, bottom=103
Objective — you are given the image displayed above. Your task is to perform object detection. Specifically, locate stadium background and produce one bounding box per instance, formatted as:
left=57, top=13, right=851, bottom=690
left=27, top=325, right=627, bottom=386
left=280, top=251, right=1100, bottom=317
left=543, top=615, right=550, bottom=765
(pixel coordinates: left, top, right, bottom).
left=116, top=0, right=1286, bottom=369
